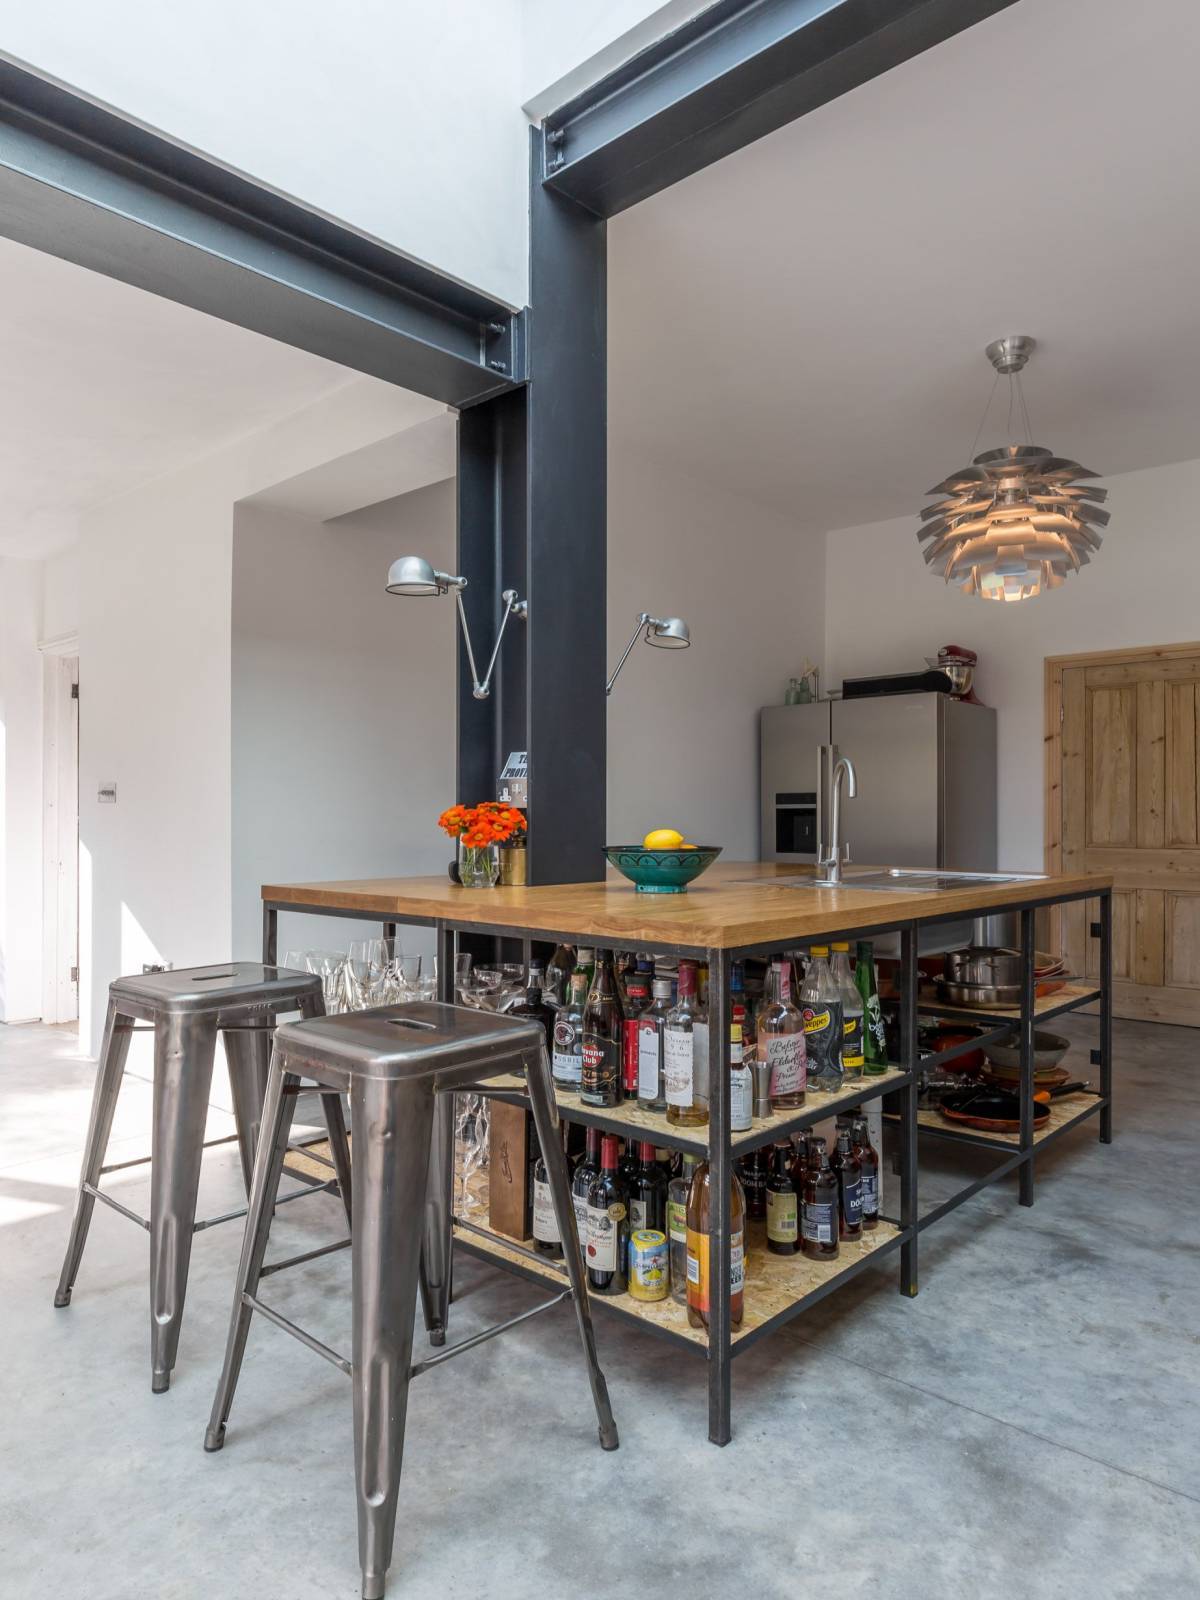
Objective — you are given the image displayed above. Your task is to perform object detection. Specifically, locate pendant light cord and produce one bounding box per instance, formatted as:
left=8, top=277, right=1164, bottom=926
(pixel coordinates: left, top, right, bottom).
left=968, top=370, right=1001, bottom=461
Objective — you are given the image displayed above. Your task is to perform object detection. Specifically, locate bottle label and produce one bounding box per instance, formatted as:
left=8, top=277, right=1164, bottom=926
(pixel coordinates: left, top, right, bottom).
left=861, top=1171, right=879, bottom=1217
left=552, top=1015, right=581, bottom=1086
left=842, top=1012, right=865, bottom=1070
left=586, top=1203, right=619, bottom=1271
left=692, top=1020, right=710, bottom=1104
left=623, top=1018, right=641, bottom=1094
left=637, top=1020, right=661, bottom=1099
left=840, top=1175, right=863, bottom=1227
left=802, top=1198, right=836, bottom=1244
left=766, top=1189, right=798, bottom=1242
left=731, top=1021, right=744, bottom=1065
left=572, top=1189, right=589, bottom=1241
left=580, top=1037, right=621, bottom=1104
left=663, top=1025, right=694, bottom=1106
left=730, top=1065, right=753, bottom=1131
left=631, top=1198, right=648, bottom=1231
left=685, top=1227, right=745, bottom=1312
left=803, top=1000, right=844, bottom=1081
left=532, top=1179, right=560, bottom=1244
left=865, top=994, right=888, bottom=1062
left=763, top=1032, right=805, bottom=1098
left=667, top=1197, right=687, bottom=1243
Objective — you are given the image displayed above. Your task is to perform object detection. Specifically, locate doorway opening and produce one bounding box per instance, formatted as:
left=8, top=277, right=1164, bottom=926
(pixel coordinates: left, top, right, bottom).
left=40, top=647, right=78, bottom=1025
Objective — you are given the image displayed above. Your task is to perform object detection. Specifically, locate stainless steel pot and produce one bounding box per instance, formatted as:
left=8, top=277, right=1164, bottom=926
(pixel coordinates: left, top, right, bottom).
left=943, top=946, right=1022, bottom=988
left=936, top=977, right=1023, bottom=1008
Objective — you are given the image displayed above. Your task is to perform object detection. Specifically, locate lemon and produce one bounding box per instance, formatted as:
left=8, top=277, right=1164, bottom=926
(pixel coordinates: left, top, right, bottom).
left=643, top=827, right=684, bottom=850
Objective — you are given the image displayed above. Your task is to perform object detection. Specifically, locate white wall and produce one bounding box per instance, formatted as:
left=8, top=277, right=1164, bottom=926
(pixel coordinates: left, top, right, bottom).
left=231, top=486, right=455, bottom=964
left=0, top=559, right=45, bottom=1020
left=608, top=444, right=823, bottom=857
left=5, top=2, right=529, bottom=307
left=39, top=548, right=79, bottom=643
left=521, top=1, right=717, bottom=115
left=823, top=454, right=1200, bottom=871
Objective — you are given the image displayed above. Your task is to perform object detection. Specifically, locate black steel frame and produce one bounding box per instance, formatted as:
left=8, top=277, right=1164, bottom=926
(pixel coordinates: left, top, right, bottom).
left=262, top=879, right=1113, bottom=1446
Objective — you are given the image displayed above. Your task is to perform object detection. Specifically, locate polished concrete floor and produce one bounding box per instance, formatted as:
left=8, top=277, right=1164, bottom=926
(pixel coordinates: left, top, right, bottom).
left=2, top=1015, right=1197, bottom=1598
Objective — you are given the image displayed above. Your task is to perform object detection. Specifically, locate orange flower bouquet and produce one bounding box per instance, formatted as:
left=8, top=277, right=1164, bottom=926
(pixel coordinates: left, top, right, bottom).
left=439, top=801, right=527, bottom=887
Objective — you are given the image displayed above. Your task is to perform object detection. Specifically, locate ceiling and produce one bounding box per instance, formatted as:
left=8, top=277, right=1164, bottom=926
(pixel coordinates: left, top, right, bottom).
left=0, top=236, right=360, bottom=558
left=609, top=0, right=1200, bottom=533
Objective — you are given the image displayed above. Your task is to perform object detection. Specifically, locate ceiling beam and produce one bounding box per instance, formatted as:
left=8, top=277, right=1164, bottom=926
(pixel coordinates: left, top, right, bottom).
left=0, top=56, right=525, bottom=408
left=541, top=0, right=1019, bottom=217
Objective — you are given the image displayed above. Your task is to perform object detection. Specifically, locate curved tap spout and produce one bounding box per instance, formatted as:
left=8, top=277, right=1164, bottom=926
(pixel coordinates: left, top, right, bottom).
left=819, top=756, right=858, bottom=885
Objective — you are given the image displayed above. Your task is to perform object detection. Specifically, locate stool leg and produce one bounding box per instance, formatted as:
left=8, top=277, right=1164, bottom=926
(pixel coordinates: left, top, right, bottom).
left=148, top=1012, right=218, bottom=1393
left=525, top=1050, right=619, bottom=1453
left=54, top=998, right=134, bottom=1308
left=321, top=1092, right=353, bottom=1226
left=351, top=1077, right=434, bottom=1600
left=222, top=1027, right=272, bottom=1196
left=205, top=1057, right=298, bottom=1451
left=418, top=1091, right=454, bottom=1346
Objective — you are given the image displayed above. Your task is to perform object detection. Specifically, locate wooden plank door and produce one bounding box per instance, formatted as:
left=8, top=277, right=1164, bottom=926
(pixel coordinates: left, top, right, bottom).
left=1059, top=651, right=1200, bottom=1023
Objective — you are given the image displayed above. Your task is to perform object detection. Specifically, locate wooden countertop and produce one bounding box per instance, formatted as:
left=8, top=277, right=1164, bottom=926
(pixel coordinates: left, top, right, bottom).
left=263, top=861, right=1111, bottom=953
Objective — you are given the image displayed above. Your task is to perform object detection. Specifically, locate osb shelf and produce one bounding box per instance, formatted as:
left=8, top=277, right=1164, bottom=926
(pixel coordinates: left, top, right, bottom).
left=454, top=1182, right=901, bottom=1350
left=908, top=1091, right=1103, bottom=1149
left=484, top=1067, right=909, bottom=1156
left=918, top=981, right=1101, bottom=1025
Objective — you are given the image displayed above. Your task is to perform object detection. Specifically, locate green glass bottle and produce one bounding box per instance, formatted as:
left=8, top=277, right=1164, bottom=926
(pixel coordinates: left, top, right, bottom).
left=856, top=940, right=889, bottom=1075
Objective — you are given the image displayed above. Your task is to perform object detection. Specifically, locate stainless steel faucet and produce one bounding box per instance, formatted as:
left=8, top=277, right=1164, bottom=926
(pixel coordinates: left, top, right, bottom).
left=816, top=755, right=857, bottom=885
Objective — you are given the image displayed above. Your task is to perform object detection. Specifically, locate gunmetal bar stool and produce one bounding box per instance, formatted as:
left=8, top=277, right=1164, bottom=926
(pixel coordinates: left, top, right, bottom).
left=54, top=962, right=353, bottom=1393
left=206, top=1001, right=617, bottom=1600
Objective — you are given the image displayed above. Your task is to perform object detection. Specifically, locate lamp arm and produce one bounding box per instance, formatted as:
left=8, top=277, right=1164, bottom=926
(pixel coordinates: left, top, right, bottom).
left=605, top=614, right=651, bottom=696
left=458, top=587, right=528, bottom=700
left=454, top=587, right=484, bottom=694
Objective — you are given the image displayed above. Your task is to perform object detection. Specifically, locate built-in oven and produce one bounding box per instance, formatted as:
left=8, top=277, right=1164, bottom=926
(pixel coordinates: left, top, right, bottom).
left=774, top=791, right=817, bottom=857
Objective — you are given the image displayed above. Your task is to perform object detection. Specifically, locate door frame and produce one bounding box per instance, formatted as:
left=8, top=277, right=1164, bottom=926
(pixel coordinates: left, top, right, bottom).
left=39, top=639, right=79, bottom=1025
left=1043, top=639, right=1200, bottom=958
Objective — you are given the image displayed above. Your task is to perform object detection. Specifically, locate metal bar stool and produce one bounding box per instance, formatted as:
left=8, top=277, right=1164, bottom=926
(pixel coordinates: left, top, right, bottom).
left=54, top=962, right=353, bottom=1393
left=205, top=1001, right=618, bottom=1600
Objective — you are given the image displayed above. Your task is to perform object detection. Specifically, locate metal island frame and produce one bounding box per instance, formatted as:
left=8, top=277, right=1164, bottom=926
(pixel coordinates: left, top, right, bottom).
left=261, top=863, right=1113, bottom=1446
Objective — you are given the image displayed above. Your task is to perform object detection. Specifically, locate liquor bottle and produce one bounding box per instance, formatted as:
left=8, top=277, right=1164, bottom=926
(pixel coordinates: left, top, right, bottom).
left=790, top=1132, right=810, bottom=1193
left=586, top=1135, right=629, bottom=1294
left=730, top=1020, right=753, bottom=1131
left=765, top=1140, right=799, bottom=1255
left=756, top=958, right=806, bottom=1110
left=801, top=1138, right=839, bottom=1260
left=573, top=947, right=597, bottom=990
left=571, top=1127, right=601, bottom=1251
left=552, top=970, right=588, bottom=1091
left=738, top=1148, right=768, bottom=1220
left=664, top=961, right=708, bottom=1127
left=800, top=945, right=844, bottom=1091
left=530, top=1131, right=564, bottom=1259
left=630, top=1140, right=666, bottom=1232
left=656, top=1147, right=676, bottom=1182
left=667, top=1154, right=700, bottom=1303
left=622, top=964, right=652, bottom=1097
left=618, top=1138, right=640, bottom=1193
left=850, top=1114, right=880, bottom=1231
left=856, top=941, right=889, bottom=1074
left=507, top=979, right=554, bottom=1046
left=731, top=960, right=756, bottom=1060
left=830, top=941, right=864, bottom=1082
left=685, top=1161, right=746, bottom=1332
left=544, top=943, right=576, bottom=1008
left=636, top=978, right=673, bottom=1110
left=581, top=952, right=623, bottom=1107
left=831, top=1125, right=863, bottom=1240
left=690, top=960, right=711, bottom=1113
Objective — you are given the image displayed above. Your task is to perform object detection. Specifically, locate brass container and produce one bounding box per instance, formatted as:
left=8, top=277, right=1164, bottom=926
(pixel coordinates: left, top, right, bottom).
left=498, top=844, right=528, bottom=886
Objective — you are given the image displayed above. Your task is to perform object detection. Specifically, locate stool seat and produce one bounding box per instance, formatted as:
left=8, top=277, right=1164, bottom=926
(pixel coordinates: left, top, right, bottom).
left=110, top=961, right=320, bottom=1021
left=274, top=1000, right=543, bottom=1087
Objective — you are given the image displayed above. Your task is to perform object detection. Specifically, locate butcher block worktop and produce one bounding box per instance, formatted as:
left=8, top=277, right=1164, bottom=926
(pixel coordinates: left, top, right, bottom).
left=263, top=861, right=1111, bottom=952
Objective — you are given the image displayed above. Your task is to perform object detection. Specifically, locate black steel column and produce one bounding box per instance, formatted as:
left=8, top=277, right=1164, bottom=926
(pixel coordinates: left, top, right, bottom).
left=1018, top=907, right=1036, bottom=1206
left=707, top=948, right=733, bottom=1446
left=1099, top=888, right=1113, bottom=1144
left=898, top=925, right=919, bottom=1296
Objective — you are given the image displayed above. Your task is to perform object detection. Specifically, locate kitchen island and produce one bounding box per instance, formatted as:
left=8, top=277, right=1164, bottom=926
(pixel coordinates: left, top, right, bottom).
left=262, top=861, right=1113, bottom=1444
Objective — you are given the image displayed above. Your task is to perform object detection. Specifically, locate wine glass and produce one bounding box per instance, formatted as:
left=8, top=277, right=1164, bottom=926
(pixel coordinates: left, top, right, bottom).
left=305, top=950, right=349, bottom=1014
left=347, top=938, right=393, bottom=1009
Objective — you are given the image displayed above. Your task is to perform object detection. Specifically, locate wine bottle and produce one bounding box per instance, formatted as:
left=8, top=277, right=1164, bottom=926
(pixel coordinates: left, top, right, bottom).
left=571, top=1127, right=601, bottom=1254
left=586, top=1134, right=629, bottom=1294
left=765, top=1140, right=799, bottom=1255
left=665, top=961, right=708, bottom=1126
left=685, top=1161, right=746, bottom=1331
left=530, top=1132, right=564, bottom=1259
left=630, top=1140, right=666, bottom=1232
left=581, top=952, right=623, bottom=1107
left=801, top=1137, right=839, bottom=1260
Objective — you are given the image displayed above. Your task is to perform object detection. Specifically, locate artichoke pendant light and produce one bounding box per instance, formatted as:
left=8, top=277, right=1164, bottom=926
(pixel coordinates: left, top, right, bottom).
left=918, top=337, right=1108, bottom=602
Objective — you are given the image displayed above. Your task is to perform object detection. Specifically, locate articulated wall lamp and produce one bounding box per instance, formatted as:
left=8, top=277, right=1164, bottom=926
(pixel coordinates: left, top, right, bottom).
left=385, top=554, right=527, bottom=700
left=606, top=612, right=691, bottom=695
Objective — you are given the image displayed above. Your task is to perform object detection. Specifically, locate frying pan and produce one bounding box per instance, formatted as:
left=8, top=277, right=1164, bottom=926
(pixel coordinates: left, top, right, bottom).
left=937, top=1081, right=1090, bottom=1133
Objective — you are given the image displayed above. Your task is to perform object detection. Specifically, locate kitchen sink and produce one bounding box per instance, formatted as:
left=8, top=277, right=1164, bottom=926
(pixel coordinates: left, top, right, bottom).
left=818, top=867, right=1046, bottom=894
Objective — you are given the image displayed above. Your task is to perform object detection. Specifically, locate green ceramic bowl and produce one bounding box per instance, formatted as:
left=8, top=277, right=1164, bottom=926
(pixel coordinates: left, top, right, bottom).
left=604, top=845, right=723, bottom=893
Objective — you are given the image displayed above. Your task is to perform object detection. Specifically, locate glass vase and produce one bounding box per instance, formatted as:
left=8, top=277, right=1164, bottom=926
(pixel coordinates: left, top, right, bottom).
left=458, top=841, right=499, bottom=888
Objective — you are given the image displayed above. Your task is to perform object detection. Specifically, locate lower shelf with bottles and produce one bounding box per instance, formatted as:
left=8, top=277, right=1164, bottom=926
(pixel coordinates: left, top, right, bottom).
left=453, top=1173, right=905, bottom=1353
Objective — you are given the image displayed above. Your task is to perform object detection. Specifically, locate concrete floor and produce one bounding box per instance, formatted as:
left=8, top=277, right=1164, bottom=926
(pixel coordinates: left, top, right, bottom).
left=2, top=1015, right=1197, bottom=1598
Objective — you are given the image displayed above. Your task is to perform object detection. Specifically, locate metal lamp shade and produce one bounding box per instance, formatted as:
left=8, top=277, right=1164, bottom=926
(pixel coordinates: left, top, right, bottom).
left=917, top=444, right=1107, bottom=603
left=386, top=555, right=442, bottom=596
left=649, top=616, right=691, bottom=647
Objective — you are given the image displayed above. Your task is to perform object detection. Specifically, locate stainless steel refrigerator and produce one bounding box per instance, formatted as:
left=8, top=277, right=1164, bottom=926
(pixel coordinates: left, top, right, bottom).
left=760, top=693, right=997, bottom=873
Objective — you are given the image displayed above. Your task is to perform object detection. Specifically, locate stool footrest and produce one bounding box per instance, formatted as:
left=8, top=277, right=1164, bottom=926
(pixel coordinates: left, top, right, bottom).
left=453, top=1214, right=570, bottom=1276
left=410, top=1291, right=572, bottom=1379
left=100, top=1132, right=242, bottom=1177
left=242, top=1292, right=352, bottom=1375
left=192, top=1178, right=338, bottom=1233
left=259, top=1236, right=352, bottom=1278
left=83, top=1182, right=150, bottom=1232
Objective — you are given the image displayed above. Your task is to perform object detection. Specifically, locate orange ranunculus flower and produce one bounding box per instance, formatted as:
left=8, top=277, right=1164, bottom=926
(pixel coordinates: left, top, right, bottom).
left=439, top=798, right=527, bottom=845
